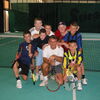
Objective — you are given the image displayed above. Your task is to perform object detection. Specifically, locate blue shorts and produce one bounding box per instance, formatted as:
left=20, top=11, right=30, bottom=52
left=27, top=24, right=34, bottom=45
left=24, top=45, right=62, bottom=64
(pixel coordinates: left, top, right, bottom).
left=36, top=48, right=43, bottom=66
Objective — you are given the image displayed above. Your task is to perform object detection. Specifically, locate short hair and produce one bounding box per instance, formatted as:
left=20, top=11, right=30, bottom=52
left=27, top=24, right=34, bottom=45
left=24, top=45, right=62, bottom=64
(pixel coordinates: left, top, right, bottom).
left=34, top=18, right=42, bottom=23
left=70, top=21, right=79, bottom=27
left=49, top=35, right=58, bottom=41
left=44, top=24, right=51, bottom=27
left=39, top=28, right=46, bottom=34
left=69, top=40, right=77, bottom=44
left=23, top=31, right=31, bottom=36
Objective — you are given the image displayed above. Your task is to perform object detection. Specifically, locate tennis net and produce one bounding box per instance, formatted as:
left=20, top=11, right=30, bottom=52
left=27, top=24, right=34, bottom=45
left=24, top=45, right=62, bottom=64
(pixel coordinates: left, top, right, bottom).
left=0, top=34, right=100, bottom=72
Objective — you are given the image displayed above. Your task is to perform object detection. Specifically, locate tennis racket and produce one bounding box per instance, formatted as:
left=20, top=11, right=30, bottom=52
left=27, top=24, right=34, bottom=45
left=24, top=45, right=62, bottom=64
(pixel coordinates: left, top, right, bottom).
left=46, top=66, right=60, bottom=92
left=31, top=68, right=36, bottom=85
left=64, top=67, right=77, bottom=91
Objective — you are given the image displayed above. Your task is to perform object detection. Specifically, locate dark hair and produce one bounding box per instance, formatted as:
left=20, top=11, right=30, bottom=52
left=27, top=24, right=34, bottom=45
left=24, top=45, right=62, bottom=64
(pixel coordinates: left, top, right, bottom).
left=69, top=40, right=77, bottom=44
left=23, top=31, right=31, bottom=36
left=70, top=21, right=79, bottom=27
left=39, top=28, right=46, bottom=34
left=49, top=35, right=58, bottom=41
left=34, top=18, right=42, bottom=23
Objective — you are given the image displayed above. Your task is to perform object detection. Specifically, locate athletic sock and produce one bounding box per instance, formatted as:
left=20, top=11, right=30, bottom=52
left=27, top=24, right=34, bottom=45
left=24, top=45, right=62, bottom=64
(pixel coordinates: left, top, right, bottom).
left=16, top=76, right=20, bottom=81
left=82, top=75, right=85, bottom=79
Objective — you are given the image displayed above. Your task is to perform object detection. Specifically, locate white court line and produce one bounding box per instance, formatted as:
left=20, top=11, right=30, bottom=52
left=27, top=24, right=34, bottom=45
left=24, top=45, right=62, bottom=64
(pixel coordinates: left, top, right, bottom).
left=0, top=40, right=18, bottom=46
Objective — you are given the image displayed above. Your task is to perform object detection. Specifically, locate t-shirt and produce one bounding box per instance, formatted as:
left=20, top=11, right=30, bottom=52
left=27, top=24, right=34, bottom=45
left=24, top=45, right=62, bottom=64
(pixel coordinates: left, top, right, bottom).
left=54, top=26, right=70, bottom=40
left=63, top=50, right=83, bottom=69
left=43, top=45, right=64, bottom=65
left=62, top=32, right=82, bottom=50
left=48, top=31, right=54, bottom=36
left=18, top=41, right=37, bottom=66
left=32, top=36, right=49, bottom=49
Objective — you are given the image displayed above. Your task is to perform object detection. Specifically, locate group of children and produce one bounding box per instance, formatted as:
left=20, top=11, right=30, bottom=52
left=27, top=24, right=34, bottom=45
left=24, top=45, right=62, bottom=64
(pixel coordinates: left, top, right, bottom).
left=12, top=18, right=87, bottom=91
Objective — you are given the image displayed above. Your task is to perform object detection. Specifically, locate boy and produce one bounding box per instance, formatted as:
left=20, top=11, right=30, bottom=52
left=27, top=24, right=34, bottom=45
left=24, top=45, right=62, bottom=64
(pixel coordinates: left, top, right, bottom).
left=12, top=31, right=37, bottom=88
left=29, top=18, right=44, bottom=40
left=44, top=24, right=54, bottom=36
left=63, top=40, right=83, bottom=90
left=62, top=22, right=87, bottom=85
left=31, top=29, right=49, bottom=81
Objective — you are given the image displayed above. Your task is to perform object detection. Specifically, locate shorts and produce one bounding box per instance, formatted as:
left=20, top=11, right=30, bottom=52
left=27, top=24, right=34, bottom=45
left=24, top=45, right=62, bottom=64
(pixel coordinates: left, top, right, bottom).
left=36, top=48, right=43, bottom=66
left=12, top=59, right=30, bottom=76
left=50, top=64, right=63, bottom=74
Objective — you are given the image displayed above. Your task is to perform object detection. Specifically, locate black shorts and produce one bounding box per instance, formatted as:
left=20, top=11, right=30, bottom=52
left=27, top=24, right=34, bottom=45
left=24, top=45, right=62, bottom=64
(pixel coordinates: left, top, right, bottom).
left=12, top=59, right=30, bottom=76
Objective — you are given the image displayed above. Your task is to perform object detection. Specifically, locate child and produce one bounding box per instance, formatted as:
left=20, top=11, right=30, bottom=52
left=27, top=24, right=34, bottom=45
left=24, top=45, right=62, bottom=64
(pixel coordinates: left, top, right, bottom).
left=44, top=24, right=54, bottom=36
left=29, top=18, right=44, bottom=40
left=31, top=29, right=49, bottom=81
left=62, top=22, right=87, bottom=85
left=63, top=40, right=83, bottom=90
left=12, top=31, right=37, bottom=88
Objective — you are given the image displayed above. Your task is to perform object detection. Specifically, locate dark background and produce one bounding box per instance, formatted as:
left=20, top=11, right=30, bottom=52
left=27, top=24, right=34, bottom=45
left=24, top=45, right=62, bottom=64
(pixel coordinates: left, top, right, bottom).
left=8, top=3, right=100, bottom=33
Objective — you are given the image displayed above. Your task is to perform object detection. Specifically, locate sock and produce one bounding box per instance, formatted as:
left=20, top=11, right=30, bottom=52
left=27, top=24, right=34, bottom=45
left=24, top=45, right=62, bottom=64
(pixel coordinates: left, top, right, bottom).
left=78, top=80, right=81, bottom=83
left=16, top=76, right=20, bottom=81
left=44, top=76, right=48, bottom=81
left=82, top=75, right=85, bottom=79
left=73, top=74, right=77, bottom=78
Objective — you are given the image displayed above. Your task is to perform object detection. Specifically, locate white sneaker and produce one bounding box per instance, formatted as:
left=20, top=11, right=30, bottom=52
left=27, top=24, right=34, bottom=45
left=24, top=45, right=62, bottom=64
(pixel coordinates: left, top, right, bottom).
left=16, top=80, right=22, bottom=89
left=39, top=80, right=48, bottom=87
left=77, top=82, right=82, bottom=91
left=82, top=78, right=87, bottom=85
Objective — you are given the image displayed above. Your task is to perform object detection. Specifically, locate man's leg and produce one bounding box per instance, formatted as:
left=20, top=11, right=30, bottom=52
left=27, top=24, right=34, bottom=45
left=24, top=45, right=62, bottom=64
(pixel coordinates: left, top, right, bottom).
left=55, top=65, right=63, bottom=85
left=39, top=63, right=49, bottom=86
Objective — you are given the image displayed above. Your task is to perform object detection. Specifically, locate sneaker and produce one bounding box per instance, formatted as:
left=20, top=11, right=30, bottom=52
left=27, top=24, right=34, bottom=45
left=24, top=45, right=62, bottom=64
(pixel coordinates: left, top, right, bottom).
left=82, top=78, right=87, bottom=85
left=39, top=80, right=48, bottom=87
left=77, top=82, right=82, bottom=91
left=16, top=80, right=22, bottom=89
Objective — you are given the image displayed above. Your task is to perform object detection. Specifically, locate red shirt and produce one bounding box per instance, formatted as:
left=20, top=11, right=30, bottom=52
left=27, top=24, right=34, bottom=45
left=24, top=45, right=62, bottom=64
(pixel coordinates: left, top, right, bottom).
left=54, top=26, right=70, bottom=52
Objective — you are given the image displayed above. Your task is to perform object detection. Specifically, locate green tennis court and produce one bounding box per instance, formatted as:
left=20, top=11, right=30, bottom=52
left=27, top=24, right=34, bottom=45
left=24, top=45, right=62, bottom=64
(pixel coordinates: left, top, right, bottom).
left=0, top=33, right=100, bottom=100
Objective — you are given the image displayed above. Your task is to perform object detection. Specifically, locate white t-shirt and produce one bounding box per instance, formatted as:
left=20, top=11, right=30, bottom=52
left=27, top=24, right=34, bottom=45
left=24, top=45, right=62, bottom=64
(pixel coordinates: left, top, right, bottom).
left=43, top=45, right=64, bottom=65
left=48, top=31, right=54, bottom=36
left=29, top=26, right=44, bottom=40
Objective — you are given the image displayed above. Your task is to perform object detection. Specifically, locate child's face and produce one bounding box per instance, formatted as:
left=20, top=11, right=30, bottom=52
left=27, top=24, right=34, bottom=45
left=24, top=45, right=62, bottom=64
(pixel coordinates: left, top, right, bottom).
left=70, top=25, right=79, bottom=35
left=40, top=33, right=46, bottom=40
left=58, top=25, right=66, bottom=33
left=24, top=34, right=31, bottom=43
left=34, top=20, right=42, bottom=29
left=69, top=43, right=77, bottom=52
left=45, top=25, right=51, bottom=34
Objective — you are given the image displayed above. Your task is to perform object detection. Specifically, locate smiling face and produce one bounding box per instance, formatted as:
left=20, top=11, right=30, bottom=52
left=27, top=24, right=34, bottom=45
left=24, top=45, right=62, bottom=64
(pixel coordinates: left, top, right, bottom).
left=34, top=20, right=42, bottom=30
left=58, top=25, right=66, bottom=34
left=49, top=37, right=58, bottom=49
left=69, top=42, right=77, bottom=52
left=44, top=25, right=52, bottom=34
left=23, top=33, right=31, bottom=43
left=70, top=25, right=79, bottom=35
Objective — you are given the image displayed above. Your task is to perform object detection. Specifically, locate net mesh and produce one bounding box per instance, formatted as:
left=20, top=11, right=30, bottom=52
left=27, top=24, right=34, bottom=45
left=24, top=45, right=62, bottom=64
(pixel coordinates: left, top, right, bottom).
left=0, top=33, right=100, bottom=72
left=0, top=34, right=23, bottom=67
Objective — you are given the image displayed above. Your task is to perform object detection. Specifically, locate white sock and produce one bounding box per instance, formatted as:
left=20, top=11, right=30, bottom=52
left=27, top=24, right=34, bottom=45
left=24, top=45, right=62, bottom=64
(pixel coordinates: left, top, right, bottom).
left=44, top=76, right=48, bottom=81
left=78, top=80, right=81, bottom=83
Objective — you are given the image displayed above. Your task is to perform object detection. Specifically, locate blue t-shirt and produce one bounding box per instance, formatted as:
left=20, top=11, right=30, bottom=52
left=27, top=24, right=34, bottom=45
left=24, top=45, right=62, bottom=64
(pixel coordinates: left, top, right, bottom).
left=18, top=41, right=37, bottom=66
left=62, top=32, right=82, bottom=50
